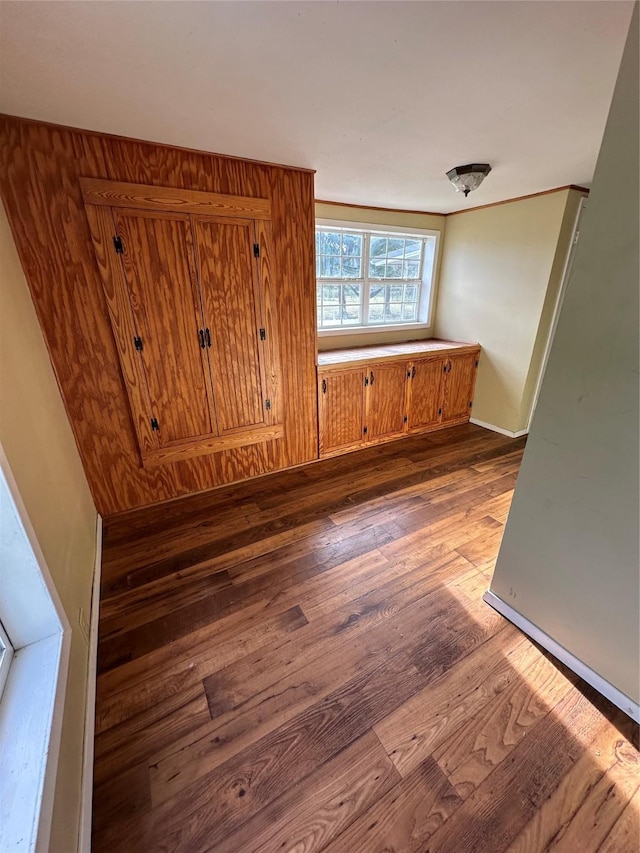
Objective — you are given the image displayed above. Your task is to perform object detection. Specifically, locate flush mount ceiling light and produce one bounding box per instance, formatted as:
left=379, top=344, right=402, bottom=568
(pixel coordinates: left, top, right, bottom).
left=446, top=163, right=492, bottom=197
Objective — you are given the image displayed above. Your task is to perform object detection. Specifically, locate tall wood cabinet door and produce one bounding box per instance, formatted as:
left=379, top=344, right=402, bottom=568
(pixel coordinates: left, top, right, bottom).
left=441, top=352, right=478, bottom=423
left=407, top=357, right=445, bottom=430
left=318, top=369, right=366, bottom=455
left=365, top=362, right=408, bottom=441
left=193, top=217, right=270, bottom=434
left=113, top=210, right=218, bottom=447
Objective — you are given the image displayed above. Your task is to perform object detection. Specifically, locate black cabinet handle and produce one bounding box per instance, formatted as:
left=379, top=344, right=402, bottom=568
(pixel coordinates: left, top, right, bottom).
left=370, top=371, right=374, bottom=385
left=205, top=328, right=212, bottom=348
left=411, top=365, right=416, bottom=379
left=322, top=378, right=327, bottom=394
left=198, top=329, right=205, bottom=348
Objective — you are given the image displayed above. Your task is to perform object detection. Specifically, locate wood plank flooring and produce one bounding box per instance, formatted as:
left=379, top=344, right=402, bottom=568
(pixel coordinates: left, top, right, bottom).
left=94, top=424, right=640, bottom=852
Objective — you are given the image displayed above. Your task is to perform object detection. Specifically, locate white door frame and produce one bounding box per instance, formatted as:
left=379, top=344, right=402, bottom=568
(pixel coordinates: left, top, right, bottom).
left=527, top=197, right=588, bottom=429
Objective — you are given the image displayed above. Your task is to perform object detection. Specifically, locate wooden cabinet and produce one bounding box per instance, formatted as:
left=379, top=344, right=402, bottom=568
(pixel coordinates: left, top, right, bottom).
left=317, top=341, right=479, bottom=458
left=82, top=179, right=282, bottom=468
left=407, top=357, right=445, bottom=431
left=366, top=362, right=408, bottom=441
left=441, top=352, right=479, bottom=423
left=318, top=368, right=366, bottom=455
left=0, top=116, right=317, bottom=514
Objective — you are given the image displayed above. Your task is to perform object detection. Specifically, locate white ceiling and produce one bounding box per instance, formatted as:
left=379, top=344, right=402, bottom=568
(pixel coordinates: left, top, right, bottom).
left=0, top=1, right=633, bottom=213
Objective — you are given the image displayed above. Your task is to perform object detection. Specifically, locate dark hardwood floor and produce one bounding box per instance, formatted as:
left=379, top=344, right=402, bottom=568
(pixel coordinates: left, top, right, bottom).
left=93, top=424, right=640, bottom=852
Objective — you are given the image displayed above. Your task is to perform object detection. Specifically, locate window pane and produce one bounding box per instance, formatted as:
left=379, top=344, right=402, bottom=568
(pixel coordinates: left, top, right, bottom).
left=385, top=303, right=402, bottom=322
left=341, top=256, right=362, bottom=278
left=342, top=305, right=361, bottom=324
left=387, top=236, right=404, bottom=255
left=322, top=306, right=340, bottom=323
left=404, top=238, right=422, bottom=259
left=370, top=284, right=385, bottom=303
left=402, top=303, right=418, bottom=321
left=404, top=261, right=420, bottom=279
left=369, top=260, right=384, bottom=279
left=320, top=230, right=341, bottom=254
left=404, top=283, right=417, bottom=302
left=370, top=236, right=387, bottom=258
left=385, top=262, right=403, bottom=279
left=342, top=233, right=362, bottom=256
left=316, top=256, right=322, bottom=277
left=343, top=283, right=361, bottom=303
left=322, top=284, right=340, bottom=303
left=389, top=284, right=403, bottom=302
left=368, top=303, right=384, bottom=323
left=320, top=256, right=341, bottom=278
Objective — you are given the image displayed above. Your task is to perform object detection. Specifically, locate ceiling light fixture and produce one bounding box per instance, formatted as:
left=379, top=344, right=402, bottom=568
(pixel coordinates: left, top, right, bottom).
left=446, top=163, right=492, bottom=197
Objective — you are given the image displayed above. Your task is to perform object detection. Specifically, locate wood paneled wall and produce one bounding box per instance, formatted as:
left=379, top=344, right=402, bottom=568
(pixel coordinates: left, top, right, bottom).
left=0, top=116, right=318, bottom=515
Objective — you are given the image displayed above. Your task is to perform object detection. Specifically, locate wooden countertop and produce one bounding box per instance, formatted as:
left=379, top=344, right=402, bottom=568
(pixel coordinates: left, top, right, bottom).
left=317, top=339, right=480, bottom=368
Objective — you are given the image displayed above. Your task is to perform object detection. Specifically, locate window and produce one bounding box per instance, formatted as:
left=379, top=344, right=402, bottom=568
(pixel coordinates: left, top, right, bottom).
left=316, top=221, right=438, bottom=331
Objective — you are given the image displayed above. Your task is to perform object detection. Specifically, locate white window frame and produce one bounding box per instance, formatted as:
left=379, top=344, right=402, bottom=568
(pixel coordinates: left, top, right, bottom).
left=316, top=219, right=440, bottom=336
left=0, top=619, right=14, bottom=701
left=0, top=445, right=71, bottom=853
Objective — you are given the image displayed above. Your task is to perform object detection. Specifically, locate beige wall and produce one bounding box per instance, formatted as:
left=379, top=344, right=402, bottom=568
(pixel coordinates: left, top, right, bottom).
left=315, top=202, right=446, bottom=350
left=0, top=206, right=98, bottom=851
left=435, top=189, right=584, bottom=433
left=491, top=5, right=639, bottom=705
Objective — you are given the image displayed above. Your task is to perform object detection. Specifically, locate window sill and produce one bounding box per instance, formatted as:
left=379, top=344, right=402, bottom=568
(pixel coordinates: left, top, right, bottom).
left=318, top=321, right=432, bottom=337
left=0, top=633, right=63, bottom=852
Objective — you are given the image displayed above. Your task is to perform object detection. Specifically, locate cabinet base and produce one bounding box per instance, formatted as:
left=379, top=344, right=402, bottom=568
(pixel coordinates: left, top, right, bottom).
left=319, top=415, right=471, bottom=459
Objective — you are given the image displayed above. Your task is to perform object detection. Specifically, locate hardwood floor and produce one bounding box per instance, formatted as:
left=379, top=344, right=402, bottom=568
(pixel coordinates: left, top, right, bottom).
left=94, top=424, right=639, bottom=852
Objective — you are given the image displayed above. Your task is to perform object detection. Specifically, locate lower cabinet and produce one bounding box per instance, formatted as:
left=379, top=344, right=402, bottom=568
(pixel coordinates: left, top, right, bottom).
left=318, top=368, right=366, bottom=455
left=442, top=352, right=479, bottom=423
left=366, top=362, right=408, bottom=442
left=407, top=357, right=445, bottom=431
left=318, top=344, right=480, bottom=458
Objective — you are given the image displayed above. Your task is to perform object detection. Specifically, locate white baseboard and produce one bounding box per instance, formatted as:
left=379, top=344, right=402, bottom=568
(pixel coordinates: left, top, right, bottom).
left=471, top=417, right=528, bottom=439
left=78, top=514, right=102, bottom=853
left=483, top=590, right=640, bottom=724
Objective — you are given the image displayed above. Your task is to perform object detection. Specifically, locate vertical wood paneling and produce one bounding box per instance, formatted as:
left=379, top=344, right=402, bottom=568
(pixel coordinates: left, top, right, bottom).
left=318, top=369, right=366, bottom=455
left=442, top=353, right=478, bottom=423
left=366, top=362, right=408, bottom=441
left=115, top=211, right=216, bottom=444
left=194, top=218, right=265, bottom=432
left=255, top=218, right=282, bottom=430
left=0, top=116, right=317, bottom=514
left=408, top=357, right=445, bottom=430
left=83, top=203, right=159, bottom=459
left=269, top=168, right=317, bottom=469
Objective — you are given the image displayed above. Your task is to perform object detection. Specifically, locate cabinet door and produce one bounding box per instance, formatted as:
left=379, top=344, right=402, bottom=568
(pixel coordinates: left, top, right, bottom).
left=442, top=352, right=478, bottom=423
left=114, top=209, right=218, bottom=446
left=407, top=357, right=445, bottom=430
left=318, top=369, right=366, bottom=455
left=85, top=182, right=286, bottom=468
left=194, top=217, right=269, bottom=434
left=366, top=362, right=408, bottom=441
